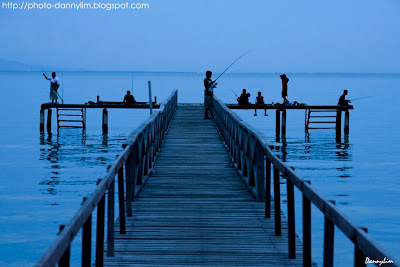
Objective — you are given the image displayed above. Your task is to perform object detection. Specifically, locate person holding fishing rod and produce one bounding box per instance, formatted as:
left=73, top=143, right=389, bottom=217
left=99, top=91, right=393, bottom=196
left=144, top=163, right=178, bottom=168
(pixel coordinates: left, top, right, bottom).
left=43, top=72, right=61, bottom=104
left=338, top=89, right=350, bottom=105
left=204, top=70, right=217, bottom=119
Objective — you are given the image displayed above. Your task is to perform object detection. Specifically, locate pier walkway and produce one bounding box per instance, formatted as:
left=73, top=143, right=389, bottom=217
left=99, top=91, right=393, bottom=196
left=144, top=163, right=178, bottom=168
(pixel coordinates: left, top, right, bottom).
left=103, top=106, right=308, bottom=266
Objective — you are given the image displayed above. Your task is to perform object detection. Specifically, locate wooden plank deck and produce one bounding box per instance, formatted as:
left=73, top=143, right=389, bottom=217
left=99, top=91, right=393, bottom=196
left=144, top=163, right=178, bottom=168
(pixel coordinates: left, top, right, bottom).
left=104, top=106, right=316, bottom=266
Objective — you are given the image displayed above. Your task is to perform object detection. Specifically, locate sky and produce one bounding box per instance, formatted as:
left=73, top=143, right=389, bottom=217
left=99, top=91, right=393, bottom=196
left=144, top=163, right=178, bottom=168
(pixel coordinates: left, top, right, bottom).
left=0, top=0, right=399, bottom=73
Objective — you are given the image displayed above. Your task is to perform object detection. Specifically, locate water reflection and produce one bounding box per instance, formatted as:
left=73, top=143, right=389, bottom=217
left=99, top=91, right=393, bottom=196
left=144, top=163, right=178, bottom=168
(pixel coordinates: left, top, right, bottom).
left=273, top=132, right=353, bottom=188
left=38, top=130, right=116, bottom=197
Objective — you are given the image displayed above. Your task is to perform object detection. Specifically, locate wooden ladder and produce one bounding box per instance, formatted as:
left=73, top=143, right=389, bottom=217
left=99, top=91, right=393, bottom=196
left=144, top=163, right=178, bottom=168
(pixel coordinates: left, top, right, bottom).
left=305, top=109, right=337, bottom=132
left=57, top=108, right=86, bottom=129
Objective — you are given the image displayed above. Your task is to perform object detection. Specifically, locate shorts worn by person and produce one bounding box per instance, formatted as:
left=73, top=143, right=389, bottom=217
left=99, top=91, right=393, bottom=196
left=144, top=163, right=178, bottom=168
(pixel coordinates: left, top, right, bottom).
left=204, top=70, right=216, bottom=119
left=43, top=72, right=60, bottom=103
left=123, top=91, right=136, bottom=104
left=254, top=91, right=267, bottom=116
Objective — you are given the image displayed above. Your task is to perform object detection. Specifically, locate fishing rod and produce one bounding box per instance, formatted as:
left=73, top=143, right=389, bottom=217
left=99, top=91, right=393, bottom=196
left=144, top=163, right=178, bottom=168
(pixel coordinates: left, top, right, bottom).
left=214, top=50, right=251, bottom=82
left=349, top=96, right=373, bottom=101
left=231, top=90, right=239, bottom=98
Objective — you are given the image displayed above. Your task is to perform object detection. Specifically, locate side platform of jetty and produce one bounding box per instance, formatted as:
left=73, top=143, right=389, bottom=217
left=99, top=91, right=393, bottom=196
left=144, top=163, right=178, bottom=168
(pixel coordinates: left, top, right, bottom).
left=36, top=90, right=398, bottom=267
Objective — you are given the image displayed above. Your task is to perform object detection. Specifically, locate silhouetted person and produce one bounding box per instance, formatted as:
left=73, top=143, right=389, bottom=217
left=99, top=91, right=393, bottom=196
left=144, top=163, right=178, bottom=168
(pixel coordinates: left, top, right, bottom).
left=254, top=91, right=267, bottom=116
left=43, top=72, right=60, bottom=103
left=338, top=89, right=350, bottom=105
left=280, top=74, right=289, bottom=104
left=237, top=89, right=250, bottom=105
left=123, top=90, right=136, bottom=104
left=204, top=70, right=217, bottom=119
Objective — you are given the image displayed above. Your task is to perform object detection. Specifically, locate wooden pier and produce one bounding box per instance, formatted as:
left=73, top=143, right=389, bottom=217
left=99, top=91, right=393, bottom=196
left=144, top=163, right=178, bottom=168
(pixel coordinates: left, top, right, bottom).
left=226, top=104, right=353, bottom=139
left=40, top=101, right=160, bottom=133
left=36, top=91, right=398, bottom=267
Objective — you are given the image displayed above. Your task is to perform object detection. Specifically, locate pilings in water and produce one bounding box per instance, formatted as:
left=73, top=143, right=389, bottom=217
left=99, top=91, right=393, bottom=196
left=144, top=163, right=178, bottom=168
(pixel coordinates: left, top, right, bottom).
left=47, top=109, right=52, bottom=132
left=40, top=109, right=52, bottom=132
left=40, top=110, right=45, bottom=132
left=275, top=109, right=287, bottom=141
left=102, top=108, right=108, bottom=134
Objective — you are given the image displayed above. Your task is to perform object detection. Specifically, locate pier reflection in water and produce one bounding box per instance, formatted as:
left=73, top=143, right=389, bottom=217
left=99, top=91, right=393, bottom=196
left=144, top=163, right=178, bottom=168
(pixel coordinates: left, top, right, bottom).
left=38, top=130, right=121, bottom=201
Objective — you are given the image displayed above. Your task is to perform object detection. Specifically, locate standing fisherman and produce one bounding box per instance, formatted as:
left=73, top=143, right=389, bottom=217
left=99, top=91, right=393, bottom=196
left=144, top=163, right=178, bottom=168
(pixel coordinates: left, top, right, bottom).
left=203, top=70, right=217, bottom=119
left=280, top=74, right=289, bottom=104
left=43, top=72, right=60, bottom=103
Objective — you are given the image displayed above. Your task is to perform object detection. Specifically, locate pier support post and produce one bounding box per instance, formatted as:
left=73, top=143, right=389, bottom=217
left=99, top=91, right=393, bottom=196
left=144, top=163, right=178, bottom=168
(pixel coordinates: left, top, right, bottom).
left=102, top=108, right=108, bottom=134
left=40, top=110, right=45, bottom=132
left=344, top=110, right=350, bottom=135
left=275, top=110, right=281, bottom=140
left=281, top=109, right=287, bottom=137
left=335, top=110, right=342, bottom=140
left=47, top=109, right=52, bottom=132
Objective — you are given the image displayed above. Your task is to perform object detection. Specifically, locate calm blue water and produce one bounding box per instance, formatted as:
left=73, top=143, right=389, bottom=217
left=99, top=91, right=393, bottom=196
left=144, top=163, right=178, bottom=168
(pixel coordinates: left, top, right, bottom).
left=0, top=71, right=399, bottom=266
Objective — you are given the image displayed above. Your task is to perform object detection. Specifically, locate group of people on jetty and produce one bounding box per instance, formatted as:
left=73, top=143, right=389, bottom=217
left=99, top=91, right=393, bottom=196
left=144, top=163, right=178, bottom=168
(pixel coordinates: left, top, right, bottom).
left=203, top=70, right=351, bottom=119
left=42, top=71, right=350, bottom=115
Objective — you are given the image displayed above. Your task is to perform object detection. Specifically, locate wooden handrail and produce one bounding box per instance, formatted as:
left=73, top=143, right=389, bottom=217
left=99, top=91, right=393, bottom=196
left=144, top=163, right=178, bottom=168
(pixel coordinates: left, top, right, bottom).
left=35, top=90, right=178, bottom=267
left=210, top=96, right=398, bottom=267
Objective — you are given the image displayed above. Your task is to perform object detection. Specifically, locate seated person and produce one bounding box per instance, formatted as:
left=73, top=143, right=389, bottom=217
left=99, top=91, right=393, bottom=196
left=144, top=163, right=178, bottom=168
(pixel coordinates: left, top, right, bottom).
left=338, top=89, right=350, bottom=105
left=237, top=89, right=251, bottom=105
left=123, top=90, right=136, bottom=104
left=254, top=91, right=267, bottom=116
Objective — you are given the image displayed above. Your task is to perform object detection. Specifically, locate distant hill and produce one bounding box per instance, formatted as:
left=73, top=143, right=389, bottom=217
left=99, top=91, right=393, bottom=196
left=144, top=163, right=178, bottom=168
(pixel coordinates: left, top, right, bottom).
left=0, top=58, right=84, bottom=71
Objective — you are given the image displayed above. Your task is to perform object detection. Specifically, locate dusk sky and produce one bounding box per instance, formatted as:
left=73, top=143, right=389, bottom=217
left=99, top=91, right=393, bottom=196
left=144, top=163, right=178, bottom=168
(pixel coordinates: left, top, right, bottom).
left=0, top=0, right=399, bottom=72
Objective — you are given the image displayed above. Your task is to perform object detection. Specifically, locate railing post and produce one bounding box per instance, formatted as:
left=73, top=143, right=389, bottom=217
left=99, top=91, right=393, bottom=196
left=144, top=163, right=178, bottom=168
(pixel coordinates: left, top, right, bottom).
left=118, top=167, right=126, bottom=234
left=82, top=197, right=92, bottom=267
left=107, top=178, right=115, bottom=257
left=125, top=154, right=133, bottom=217
left=323, top=200, right=335, bottom=267
left=287, top=179, right=296, bottom=259
left=96, top=190, right=105, bottom=267
left=303, top=181, right=312, bottom=267
left=256, top=143, right=265, bottom=202
left=273, top=166, right=281, bottom=236
left=265, top=157, right=271, bottom=218
left=354, top=227, right=368, bottom=267
left=58, top=225, right=70, bottom=267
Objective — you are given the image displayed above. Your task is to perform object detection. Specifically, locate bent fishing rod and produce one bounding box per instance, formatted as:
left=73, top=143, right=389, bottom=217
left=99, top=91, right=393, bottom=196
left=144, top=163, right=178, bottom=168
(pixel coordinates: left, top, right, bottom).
left=214, top=50, right=251, bottom=83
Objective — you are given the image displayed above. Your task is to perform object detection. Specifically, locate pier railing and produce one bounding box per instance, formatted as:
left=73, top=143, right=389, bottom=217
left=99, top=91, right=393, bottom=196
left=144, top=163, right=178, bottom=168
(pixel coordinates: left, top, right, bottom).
left=35, top=90, right=178, bottom=267
left=211, top=96, right=398, bottom=267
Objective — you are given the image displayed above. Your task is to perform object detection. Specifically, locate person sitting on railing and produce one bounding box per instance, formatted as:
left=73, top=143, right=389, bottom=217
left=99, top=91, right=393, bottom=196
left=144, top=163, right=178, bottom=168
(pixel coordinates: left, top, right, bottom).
left=123, top=90, right=136, bottom=104
left=254, top=91, right=267, bottom=116
left=338, top=89, right=351, bottom=105
left=237, top=89, right=250, bottom=105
